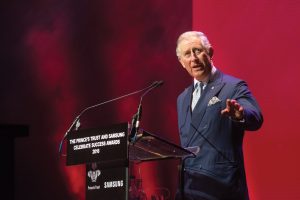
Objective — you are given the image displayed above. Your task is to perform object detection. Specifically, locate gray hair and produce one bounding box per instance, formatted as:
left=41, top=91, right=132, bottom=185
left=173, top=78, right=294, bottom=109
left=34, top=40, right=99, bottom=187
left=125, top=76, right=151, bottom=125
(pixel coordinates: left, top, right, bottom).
left=176, top=31, right=212, bottom=57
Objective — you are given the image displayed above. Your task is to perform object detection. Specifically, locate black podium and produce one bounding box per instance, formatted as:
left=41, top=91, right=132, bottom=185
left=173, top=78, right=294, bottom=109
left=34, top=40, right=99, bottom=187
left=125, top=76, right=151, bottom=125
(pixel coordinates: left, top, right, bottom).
left=66, top=122, right=194, bottom=200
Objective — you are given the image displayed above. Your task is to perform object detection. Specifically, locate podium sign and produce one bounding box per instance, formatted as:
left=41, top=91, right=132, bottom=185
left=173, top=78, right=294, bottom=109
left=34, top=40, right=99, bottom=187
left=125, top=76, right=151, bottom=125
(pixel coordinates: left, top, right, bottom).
left=66, top=123, right=129, bottom=200
left=66, top=123, right=129, bottom=166
left=65, top=122, right=195, bottom=200
left=86, top=163, right=128, bottom=200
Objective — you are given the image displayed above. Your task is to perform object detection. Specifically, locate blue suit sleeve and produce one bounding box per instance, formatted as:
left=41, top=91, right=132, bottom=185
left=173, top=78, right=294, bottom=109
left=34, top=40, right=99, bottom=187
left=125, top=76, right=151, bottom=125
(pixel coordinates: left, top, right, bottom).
left=232, top=81, right=263, bottom=131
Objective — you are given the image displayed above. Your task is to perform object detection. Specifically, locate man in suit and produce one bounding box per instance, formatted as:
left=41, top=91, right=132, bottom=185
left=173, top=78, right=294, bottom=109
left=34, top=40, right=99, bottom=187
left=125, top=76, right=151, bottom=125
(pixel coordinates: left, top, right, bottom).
left=175, top=31, right=263, bottom=200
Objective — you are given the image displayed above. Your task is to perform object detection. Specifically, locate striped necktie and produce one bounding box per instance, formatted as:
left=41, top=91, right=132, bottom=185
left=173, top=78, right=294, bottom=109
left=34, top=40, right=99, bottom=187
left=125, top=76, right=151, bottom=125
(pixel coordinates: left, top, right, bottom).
left=191, top=82, right=203, bottom=111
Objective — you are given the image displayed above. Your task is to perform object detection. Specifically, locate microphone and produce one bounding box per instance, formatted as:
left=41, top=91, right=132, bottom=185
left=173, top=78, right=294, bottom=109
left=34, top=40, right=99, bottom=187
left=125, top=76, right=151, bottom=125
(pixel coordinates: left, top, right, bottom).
left=136, top=81, right=164, bottom=128
left=58, top=81, right=161, bottom=155
left=129, top=81, right=164, bottom=142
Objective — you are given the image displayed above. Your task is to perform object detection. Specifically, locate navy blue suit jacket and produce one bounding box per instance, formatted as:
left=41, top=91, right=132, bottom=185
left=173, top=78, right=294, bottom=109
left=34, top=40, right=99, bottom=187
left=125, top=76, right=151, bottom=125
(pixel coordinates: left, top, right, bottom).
left=177, top=70, right=263, bottom=199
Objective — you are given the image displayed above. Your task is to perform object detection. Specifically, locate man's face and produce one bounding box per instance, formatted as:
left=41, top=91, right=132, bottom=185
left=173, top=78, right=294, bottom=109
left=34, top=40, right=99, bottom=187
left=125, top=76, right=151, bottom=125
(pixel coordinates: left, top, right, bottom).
left=178, top=37, right=213, bottom=81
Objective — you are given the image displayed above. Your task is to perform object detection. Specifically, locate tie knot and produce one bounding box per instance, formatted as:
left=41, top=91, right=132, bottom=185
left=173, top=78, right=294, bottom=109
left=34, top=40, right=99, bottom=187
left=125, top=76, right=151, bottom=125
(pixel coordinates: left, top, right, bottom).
left=195, top=81, right=203, bottom=91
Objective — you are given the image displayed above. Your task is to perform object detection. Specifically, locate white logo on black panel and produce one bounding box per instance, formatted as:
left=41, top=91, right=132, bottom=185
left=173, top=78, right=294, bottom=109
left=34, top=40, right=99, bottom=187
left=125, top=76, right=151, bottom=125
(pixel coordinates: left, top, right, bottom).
left=87, top=163, right=101, bottom=182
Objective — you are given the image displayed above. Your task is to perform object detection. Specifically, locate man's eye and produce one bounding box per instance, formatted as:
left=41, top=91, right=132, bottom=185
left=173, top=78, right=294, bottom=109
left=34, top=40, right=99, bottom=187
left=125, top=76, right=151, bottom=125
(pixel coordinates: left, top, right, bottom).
left=184, top=52, right=191, bottom=57
left=193, top=48, right=203, bottom=54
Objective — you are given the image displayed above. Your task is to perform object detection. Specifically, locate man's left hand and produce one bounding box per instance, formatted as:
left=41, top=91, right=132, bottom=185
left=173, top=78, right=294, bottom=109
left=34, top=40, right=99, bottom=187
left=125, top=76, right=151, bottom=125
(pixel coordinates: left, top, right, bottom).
left=221, top=99, right=244, bottom=120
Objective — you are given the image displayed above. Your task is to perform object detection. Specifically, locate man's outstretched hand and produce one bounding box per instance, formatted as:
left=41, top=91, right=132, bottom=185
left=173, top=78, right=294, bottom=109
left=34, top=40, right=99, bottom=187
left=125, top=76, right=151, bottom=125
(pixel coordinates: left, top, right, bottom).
left=221, top=99, right=244, bottom=120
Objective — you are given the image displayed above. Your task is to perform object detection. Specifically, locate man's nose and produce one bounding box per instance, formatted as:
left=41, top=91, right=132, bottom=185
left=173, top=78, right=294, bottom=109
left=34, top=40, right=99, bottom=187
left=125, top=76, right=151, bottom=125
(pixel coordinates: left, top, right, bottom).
left=190, top=50, right=198, bottom=60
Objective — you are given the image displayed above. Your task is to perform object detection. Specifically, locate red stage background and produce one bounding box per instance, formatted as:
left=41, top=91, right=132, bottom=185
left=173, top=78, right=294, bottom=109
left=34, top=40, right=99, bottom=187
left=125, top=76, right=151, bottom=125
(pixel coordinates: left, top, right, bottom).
left=193, top=0, right=300, bottom=199
left=0, top=0, right=299, bottom=199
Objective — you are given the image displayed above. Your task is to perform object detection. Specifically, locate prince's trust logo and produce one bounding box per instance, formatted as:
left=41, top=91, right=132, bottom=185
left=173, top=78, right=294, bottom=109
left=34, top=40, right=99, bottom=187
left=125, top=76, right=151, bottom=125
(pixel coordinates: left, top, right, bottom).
left=88, top=169, right=101, bottom=182
left=87, top=163, right=101, bottom=183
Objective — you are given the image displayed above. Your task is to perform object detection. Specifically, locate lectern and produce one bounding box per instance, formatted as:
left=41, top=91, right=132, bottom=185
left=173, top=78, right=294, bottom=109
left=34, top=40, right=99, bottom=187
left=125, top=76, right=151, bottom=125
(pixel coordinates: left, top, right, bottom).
left=66, top=122, right=194, bottom=200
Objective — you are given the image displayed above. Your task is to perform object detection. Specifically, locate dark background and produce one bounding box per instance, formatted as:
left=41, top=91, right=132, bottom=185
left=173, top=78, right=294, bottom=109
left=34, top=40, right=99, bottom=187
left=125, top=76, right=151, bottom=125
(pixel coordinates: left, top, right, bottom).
left=1, top=0, right=191, bottom=199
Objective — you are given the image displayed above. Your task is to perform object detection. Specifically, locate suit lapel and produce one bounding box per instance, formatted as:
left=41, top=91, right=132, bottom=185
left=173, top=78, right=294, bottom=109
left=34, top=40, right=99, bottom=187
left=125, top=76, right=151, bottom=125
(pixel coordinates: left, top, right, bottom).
left=181, top=84, right=193, bottom=126
left=185, top=71, right=225, bottom=146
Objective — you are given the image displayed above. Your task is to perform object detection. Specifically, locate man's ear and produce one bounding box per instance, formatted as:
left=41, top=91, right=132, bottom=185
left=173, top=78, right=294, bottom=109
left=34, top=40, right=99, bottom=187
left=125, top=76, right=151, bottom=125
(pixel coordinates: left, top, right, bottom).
left=208, top=47, right=214, bottom=58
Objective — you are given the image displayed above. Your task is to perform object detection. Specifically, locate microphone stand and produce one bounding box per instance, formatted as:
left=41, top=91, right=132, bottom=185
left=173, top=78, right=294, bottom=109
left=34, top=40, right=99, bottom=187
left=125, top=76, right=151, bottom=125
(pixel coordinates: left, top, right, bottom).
left=58, top=81, right=159, bottom=156
left=129, top=81, right=164, bottom=142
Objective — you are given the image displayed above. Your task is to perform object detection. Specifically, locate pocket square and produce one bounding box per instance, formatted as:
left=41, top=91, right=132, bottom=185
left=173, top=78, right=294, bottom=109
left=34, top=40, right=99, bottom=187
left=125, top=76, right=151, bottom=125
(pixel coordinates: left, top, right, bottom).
left=208, top=96, right=221, bottom=106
